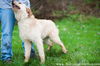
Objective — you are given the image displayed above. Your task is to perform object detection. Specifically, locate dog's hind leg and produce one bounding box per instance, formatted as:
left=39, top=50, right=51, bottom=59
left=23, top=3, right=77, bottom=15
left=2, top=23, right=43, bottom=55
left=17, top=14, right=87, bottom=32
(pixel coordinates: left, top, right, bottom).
left=44, top=39, right=53, bottom=51
left=49, top=33, right=67, bottom=53
left=24, top=40, right=31, bottom=62
left=47, top=39, right=53, bottom=51
left=34, top=38, right=45, bottom=64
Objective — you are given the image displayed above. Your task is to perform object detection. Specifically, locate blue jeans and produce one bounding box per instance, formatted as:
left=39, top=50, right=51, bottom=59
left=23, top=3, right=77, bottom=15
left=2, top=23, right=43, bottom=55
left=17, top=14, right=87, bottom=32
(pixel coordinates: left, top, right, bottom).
left=0, top=8, right=35, bottom=61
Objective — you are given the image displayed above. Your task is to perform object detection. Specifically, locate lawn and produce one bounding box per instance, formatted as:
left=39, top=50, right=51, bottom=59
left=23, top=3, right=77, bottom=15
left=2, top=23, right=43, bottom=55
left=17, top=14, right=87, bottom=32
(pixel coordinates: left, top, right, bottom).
left=0, top=14, right=100, bottom=66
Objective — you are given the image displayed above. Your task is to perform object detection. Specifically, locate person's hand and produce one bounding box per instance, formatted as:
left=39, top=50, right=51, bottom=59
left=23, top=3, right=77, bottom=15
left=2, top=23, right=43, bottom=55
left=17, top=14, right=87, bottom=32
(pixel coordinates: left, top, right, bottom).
left=26, top=8, right=32, bottom=17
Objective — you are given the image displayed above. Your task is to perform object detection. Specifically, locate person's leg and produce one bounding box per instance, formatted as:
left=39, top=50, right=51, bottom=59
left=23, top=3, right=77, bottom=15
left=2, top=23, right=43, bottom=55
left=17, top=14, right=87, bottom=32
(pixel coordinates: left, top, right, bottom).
left=1, top=8, right=16, bottom=61
left=0, top=8, right=2, bottom=60
left=22, top=42, right=35, bottom=57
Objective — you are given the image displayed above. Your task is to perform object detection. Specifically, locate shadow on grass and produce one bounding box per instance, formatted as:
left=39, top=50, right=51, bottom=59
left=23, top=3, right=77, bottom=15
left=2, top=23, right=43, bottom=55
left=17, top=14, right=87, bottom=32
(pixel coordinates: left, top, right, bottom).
left=45, top=48, right=67, bottom=57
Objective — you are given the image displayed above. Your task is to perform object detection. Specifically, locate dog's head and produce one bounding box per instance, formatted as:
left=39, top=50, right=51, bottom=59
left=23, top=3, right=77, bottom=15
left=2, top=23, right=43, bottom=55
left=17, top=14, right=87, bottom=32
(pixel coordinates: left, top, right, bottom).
left=12, top=1, right=32, bottom=21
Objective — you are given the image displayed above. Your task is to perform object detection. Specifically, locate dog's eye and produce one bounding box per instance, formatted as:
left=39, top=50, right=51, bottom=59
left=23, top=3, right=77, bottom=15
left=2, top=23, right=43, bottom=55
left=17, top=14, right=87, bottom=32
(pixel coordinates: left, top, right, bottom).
left=19, top=2, right=21, bottom=4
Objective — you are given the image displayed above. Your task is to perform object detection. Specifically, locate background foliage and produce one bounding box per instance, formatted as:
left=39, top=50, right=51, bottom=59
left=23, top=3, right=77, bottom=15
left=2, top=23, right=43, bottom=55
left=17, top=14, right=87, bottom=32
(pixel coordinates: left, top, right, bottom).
left=30, top=0, right=100, bottom=19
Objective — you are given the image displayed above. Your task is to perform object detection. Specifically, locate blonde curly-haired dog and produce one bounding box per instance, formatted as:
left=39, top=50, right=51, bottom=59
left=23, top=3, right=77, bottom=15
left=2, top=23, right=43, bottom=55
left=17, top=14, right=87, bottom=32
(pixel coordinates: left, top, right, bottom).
left=12, top=1, right=67, bottom=64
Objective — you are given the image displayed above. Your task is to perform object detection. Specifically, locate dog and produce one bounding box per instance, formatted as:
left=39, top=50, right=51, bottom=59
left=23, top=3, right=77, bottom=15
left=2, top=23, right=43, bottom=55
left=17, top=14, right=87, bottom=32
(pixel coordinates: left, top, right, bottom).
left=12, top=1, right=67, bottom=64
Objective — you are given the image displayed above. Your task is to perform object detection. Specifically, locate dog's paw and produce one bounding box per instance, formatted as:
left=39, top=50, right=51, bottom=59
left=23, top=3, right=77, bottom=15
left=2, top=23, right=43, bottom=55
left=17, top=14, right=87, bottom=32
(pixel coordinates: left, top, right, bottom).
left=24, top=59, right=29, bottom=63
left=47, top=46, right=51, bottom=51
left=63, top=49, right=68, bottom=54
left=47, top=46, right=52, bottom=51
left=40, top=61, right=45, bottom=64
left=40, top=57, right=45, bottom=64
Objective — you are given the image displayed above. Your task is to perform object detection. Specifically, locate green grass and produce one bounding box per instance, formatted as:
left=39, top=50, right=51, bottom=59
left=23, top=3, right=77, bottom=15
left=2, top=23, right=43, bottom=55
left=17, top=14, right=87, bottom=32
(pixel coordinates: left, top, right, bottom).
left=0, top=14, right=100, bottom=66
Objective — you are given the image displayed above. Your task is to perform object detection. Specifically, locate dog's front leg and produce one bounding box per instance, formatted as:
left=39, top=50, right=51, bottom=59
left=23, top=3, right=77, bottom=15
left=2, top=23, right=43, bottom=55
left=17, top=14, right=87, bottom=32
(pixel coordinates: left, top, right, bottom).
left=34, top=39, right=45, bottom=64
left=24, top=40, right=31, bottom=62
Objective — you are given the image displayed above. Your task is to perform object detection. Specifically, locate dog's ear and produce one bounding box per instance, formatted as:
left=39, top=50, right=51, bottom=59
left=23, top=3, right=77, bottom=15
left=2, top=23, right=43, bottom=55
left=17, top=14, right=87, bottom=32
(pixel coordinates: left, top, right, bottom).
left=26, top=8, right=32, bottom=17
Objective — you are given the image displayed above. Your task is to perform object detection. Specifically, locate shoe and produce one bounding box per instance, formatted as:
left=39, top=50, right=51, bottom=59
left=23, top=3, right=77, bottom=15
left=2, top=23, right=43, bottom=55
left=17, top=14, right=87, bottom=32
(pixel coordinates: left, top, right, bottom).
left=3, top=60, right=13, bottom=64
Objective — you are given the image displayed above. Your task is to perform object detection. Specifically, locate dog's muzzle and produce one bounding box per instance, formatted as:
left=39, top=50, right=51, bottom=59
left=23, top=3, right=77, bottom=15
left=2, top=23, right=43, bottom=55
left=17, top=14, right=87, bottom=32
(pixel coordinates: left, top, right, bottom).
left=12, top=1, right=20, bottom=9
